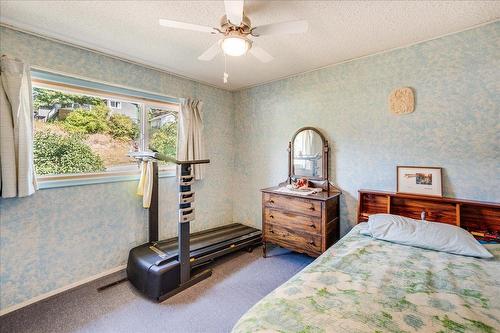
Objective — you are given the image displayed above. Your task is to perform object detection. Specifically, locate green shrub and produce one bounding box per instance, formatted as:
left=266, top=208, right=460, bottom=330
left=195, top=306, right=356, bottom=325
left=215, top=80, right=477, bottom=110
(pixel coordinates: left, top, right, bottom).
left=63, top=105, right=138, bottom=140
left=108, top=114, right=139, bottom=140
left=63, top=105, right=109, bottom=134
left=149, top=122, right=177, bottom=158
left=34, top=132, right=105, bottom=175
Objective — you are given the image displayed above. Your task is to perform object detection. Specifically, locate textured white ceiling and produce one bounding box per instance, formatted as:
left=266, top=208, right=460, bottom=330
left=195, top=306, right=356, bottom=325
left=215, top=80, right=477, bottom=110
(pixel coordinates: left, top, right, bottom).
left=1, top=1, right=499, bottom=90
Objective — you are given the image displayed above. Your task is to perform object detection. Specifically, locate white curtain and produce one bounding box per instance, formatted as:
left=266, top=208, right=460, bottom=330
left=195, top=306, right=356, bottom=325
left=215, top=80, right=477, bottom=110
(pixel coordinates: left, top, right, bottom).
left=177, top=98, right=205, bottom=180
left=0, top=56, right=37, bottom=198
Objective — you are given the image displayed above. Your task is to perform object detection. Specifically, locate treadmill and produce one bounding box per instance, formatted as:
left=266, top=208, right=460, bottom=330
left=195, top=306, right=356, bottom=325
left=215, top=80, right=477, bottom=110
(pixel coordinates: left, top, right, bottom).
left=127, top=152, right=261, bottom=301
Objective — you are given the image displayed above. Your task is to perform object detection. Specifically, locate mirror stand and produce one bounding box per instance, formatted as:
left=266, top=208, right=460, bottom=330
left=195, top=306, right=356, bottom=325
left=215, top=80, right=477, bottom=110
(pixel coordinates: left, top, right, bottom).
left=281, top=127, right=341, bottom=194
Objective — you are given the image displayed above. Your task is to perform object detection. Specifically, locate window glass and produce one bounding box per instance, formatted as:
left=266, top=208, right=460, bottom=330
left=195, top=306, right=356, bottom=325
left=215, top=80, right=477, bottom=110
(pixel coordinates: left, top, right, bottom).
left=109, top=100, right=121, bottom=109
left=33, top=86, right=143, bottom=175
left=147, top=106, right=178, bottom=168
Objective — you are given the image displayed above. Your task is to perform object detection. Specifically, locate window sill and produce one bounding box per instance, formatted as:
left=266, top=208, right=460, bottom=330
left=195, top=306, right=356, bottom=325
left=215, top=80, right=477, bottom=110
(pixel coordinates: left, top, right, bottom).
left=37, top=168, right=176, bottom=190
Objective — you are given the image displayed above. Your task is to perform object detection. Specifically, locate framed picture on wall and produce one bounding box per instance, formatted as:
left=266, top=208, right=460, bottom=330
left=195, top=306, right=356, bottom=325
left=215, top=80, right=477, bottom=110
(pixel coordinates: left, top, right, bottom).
left=397, top=166, right=443, bottom=197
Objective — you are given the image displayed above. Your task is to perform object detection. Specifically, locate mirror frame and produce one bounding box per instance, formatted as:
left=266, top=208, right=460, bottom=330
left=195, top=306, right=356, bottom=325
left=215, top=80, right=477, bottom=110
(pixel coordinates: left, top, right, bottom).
left=289, top=126, right=329, bottom=184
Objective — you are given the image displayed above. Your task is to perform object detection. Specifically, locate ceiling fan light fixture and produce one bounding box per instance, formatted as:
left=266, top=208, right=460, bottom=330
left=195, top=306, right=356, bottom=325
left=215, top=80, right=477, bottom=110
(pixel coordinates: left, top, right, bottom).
left=221, top=36, right=251, bottom=57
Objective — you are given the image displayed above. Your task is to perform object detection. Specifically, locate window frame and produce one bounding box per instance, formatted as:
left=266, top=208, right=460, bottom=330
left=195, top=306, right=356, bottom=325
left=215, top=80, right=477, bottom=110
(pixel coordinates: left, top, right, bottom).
left=31, top=71, right=180, bottom=189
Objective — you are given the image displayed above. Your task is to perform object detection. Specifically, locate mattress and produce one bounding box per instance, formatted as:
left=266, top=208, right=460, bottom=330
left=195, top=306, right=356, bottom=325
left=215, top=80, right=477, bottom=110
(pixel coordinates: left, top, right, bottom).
left=232, top=224, right=500, bottom=333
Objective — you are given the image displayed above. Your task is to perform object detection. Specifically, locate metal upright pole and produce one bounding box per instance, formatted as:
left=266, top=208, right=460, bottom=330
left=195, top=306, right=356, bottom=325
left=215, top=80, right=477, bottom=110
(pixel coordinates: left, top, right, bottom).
left=178, top=163, right=193, bottom=284
left=149, top=161, right=159, bottom=243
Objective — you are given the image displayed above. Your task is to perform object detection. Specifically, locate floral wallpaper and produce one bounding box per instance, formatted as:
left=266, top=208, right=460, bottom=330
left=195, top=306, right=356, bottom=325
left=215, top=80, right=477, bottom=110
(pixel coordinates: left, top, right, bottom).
left=232, top=22, right=500, bottom=236
left=0, top=26, right=235, bottom=311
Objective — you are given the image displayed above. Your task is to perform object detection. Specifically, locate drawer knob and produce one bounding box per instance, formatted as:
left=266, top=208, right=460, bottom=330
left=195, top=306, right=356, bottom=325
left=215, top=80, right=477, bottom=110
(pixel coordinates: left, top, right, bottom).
left=270, top=229, right=274, bottom=234
left=269, top=199, right=275, bottom=204
left=269, top=215, right=274, bottom=219
left=309, top=205, right=315, bottom=211
left=308, top=240, right=315, bottom=245
left=309, top=223, right=316, bottom=228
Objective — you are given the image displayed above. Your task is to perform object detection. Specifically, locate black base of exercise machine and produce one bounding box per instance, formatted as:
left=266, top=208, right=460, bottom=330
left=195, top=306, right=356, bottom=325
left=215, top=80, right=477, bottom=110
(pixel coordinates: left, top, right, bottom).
left=126, top=153, right=261, bottom=301
left=128, top=223, right=261, bottom=301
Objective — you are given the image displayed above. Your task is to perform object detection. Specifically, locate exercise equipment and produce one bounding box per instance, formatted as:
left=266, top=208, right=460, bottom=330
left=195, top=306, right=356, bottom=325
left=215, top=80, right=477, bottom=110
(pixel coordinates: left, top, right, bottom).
left=127, top=152, right=261, bottom=301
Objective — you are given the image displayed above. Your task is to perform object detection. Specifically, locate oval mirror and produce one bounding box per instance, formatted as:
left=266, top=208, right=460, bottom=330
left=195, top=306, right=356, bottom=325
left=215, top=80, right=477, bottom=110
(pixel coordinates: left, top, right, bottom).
left=292, top=128, right=325, bottom=179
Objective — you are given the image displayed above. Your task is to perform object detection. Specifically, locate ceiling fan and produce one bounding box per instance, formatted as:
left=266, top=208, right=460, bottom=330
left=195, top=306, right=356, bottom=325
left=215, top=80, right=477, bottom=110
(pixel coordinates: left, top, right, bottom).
left=158, top=0, right=308, bottom=65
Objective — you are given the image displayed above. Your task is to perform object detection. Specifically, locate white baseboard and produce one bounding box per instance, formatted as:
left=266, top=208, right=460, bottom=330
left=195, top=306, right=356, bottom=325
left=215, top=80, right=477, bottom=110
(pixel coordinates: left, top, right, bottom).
left=0, top=265, right=126, bottom=316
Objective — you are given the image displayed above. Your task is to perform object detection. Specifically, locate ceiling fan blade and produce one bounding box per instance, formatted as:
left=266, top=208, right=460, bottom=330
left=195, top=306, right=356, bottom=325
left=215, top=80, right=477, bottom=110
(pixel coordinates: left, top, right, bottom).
left=252, top=20, right=308, bottom=36
left=198, top=41, right=221, bottom=61
left=159, top=19, right=216, bottom=34
left=224, top=0, right=244, bottom=26
left=249, top=46, right=273, bottom=63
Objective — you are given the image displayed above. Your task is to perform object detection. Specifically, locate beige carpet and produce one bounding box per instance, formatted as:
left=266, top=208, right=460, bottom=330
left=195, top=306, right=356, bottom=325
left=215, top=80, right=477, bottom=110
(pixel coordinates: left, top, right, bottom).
left=0, top=247, right=313, bottom=333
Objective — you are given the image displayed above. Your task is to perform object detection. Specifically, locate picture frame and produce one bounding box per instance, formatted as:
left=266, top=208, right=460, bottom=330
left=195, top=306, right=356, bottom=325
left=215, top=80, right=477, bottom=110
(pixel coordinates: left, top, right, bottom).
left=396, top=166, right=443, bottom=197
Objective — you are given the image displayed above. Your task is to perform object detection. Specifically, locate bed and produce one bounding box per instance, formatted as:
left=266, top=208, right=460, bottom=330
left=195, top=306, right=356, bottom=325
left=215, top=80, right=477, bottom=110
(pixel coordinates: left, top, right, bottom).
left=232, top=191, right=500, bottom=333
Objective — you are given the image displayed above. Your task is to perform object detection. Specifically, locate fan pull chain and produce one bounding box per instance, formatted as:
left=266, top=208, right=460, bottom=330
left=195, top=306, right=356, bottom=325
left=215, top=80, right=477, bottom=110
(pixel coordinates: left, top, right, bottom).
left=223, top=54, right=229, bottom=84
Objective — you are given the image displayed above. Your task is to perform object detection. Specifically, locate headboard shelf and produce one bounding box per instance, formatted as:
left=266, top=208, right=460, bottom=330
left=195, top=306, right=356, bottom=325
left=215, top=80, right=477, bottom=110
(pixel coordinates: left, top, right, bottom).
left=358, top=190, right=500, bottom=238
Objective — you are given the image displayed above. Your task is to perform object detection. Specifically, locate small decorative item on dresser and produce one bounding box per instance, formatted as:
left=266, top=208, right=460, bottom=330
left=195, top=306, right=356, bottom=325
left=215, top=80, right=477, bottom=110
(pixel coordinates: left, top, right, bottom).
left=397, top=166, right=443, bottom=197
left=293, top=177, right=309, bottom=189
left=389, top=87, right=415, bottom=115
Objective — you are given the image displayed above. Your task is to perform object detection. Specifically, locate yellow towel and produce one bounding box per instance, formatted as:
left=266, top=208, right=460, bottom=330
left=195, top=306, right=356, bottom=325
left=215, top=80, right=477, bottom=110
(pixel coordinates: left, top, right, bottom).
left=137, top=160, right=153, bottom=208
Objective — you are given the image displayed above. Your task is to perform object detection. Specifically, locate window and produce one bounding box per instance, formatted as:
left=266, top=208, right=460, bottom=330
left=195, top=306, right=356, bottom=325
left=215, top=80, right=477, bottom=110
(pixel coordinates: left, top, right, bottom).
left=109, top=100, right=121, bottom=109
left=32, top=79, right=179, bottom=179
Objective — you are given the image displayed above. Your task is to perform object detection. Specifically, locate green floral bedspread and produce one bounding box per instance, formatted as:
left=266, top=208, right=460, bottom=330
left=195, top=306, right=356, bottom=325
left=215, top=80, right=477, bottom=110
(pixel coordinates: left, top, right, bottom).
left=232, top=224, right=500, bottom=333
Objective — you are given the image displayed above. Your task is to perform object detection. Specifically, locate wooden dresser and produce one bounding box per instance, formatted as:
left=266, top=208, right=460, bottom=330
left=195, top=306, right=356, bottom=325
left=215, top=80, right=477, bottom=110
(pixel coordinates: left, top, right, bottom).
left=261, top=186, right=341, bottom=257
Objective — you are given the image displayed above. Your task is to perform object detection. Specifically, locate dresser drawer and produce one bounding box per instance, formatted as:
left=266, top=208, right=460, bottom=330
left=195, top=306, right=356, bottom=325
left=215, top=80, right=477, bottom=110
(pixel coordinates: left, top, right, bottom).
left=264, top=223, right=321, bottom=255
left=264, top=208, right=321, bottom=235
left=263, top=193, right=321, bottom=217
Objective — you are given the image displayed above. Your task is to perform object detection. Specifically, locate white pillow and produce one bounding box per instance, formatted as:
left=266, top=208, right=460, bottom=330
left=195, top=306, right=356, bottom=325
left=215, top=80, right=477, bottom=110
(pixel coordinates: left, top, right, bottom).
left=367, top=214, right=493, bottom=258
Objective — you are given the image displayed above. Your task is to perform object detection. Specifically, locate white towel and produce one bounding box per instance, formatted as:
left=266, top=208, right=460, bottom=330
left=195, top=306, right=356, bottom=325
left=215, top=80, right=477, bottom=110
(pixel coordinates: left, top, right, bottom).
left=137, top=160, right=153, bottom=208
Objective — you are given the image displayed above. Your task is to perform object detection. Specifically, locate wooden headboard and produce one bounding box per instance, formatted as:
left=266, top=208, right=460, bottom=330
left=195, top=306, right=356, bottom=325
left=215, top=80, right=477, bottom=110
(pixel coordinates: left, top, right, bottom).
left=358, top=190, right=500, bottom=241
